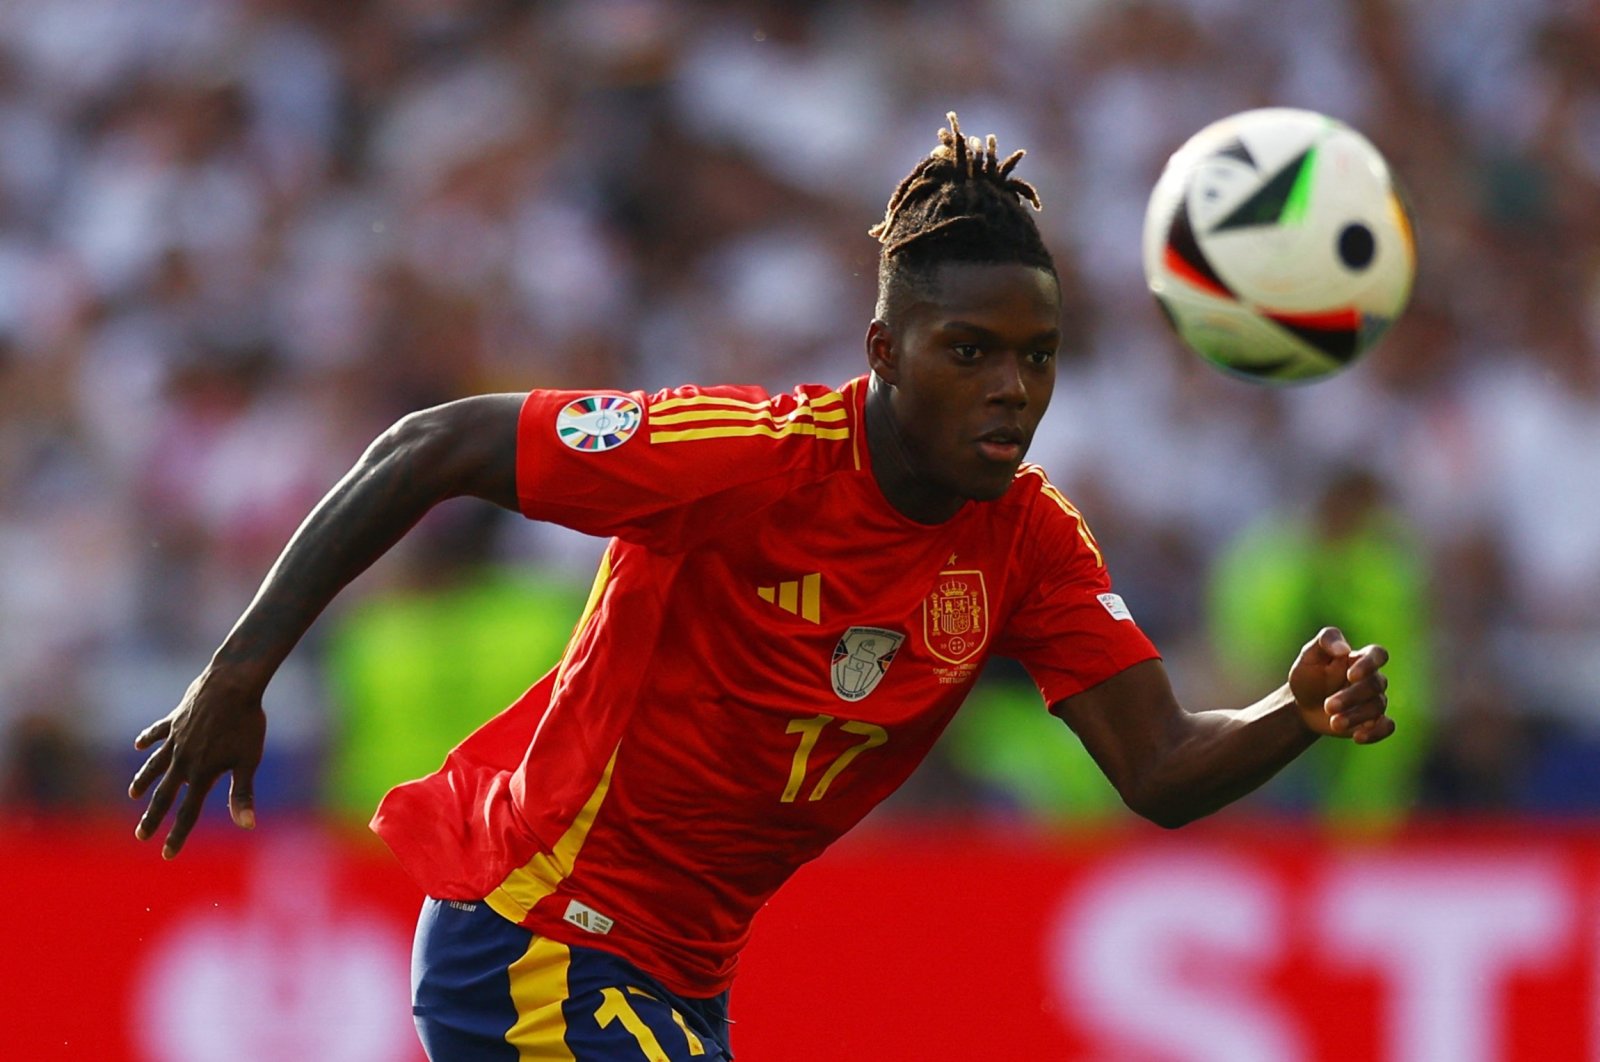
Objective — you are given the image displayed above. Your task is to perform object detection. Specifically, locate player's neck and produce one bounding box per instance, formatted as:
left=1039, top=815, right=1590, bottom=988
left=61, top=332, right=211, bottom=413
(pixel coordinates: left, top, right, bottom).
left=864, top=375, right=964, bottom=526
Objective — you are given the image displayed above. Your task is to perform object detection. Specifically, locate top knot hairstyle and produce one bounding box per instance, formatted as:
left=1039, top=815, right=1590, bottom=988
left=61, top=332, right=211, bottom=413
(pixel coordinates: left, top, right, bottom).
left=870, top=112, right=1056, bottom=318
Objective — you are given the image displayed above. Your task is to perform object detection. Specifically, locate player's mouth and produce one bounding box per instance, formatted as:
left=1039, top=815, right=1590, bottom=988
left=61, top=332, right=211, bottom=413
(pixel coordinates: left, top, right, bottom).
left=975, top=426, right=1026, bottom=464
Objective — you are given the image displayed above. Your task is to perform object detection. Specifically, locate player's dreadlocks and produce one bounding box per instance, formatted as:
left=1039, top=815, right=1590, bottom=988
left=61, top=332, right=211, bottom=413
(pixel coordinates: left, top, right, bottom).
left=870, top=112, right=1056, bottom=319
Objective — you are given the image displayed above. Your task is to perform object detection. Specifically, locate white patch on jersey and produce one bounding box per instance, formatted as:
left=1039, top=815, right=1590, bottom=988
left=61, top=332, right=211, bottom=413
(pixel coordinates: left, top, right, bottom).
left=1097, top=592, right=1134, bottom=622
left=830, top=626, right=905, bottom=701
left=555, top=395, right=642, bottom=452
left=563, top=899, right=615, bottom=935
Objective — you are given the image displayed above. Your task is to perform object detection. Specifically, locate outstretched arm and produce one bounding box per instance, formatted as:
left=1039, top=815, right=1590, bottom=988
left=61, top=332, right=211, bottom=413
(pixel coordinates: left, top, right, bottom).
left=1053, top=627, right=1393, bottom=828
left=130, top=393, right=524, bottom=857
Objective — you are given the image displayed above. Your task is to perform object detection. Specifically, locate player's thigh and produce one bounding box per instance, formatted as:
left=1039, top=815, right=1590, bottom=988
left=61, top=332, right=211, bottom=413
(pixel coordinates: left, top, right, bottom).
left=508, top=940, right=732, bottom=1062
left=411, top=898, right=527, bottom=1061
left=411, top=898, right=731, bottom=1061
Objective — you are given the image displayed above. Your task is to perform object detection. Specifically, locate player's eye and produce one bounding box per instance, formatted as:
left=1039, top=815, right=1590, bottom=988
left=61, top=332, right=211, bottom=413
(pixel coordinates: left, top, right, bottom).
left=1027, top=349, right=1056, bottom=366
left=952, top=344, right=981, bottom=361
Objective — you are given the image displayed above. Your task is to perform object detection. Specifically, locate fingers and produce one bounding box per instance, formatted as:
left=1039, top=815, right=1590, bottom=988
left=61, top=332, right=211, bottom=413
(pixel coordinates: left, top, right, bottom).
left=1326, top=666, right=1388, bottom=716
left=228, top=769, right=257, bottom=830
left=1351, top=716, right=1396, bottom=745
left=135, top=718, right=172, bottom=750
left=1293, top=631, right=1394, bottom=744
left=1345, top=643, right=1390, bottom=683
left=1305, top=626, right=1353, bottom=664
left=1329, top=703, right=1392, bottom=738
left=163, top=778, right=216, bottom=859
left=1325, top=655, right=1390, bottom=737
left=133, top=755, right=244, bottom=855
left=131, top=692, right=268, bottom=857
left=128, top=743, right=173, bottom=800
left=136, top=771, right=183, bottom=844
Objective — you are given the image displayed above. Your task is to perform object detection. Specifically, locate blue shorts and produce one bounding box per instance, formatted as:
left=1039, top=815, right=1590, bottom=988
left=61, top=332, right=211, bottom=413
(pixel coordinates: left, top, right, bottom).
left=411, top=897, right=734, bottom=1061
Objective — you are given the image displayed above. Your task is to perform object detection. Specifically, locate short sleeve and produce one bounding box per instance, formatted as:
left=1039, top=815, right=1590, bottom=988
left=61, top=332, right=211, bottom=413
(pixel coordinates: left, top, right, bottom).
left=515, top=382, right=857, bottom=552
left=993, top=472, right=1161, bottom=706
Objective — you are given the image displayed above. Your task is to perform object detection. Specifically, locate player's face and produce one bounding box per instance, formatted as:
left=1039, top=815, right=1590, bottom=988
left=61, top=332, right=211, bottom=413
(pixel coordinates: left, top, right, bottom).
left=868, top=261, right=1061, bottom=521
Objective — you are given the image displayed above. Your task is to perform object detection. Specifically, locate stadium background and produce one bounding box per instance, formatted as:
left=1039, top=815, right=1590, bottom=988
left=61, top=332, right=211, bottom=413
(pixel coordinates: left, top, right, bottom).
left=1, top=0, right=1597, bottom=1058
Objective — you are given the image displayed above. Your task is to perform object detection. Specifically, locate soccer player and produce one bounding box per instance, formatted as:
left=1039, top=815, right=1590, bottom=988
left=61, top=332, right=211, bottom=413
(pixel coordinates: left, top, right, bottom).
left=129, top=114, right=1393, bottom=1060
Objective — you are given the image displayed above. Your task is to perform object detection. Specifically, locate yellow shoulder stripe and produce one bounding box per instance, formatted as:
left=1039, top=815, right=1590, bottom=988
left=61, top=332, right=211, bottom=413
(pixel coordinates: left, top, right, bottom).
left=651, top=422, right=850, bottom=444
left=1019, top=465, right=1104, bottom=567
left=651, top=391, right=846, bottom=415
left=649, top=405, right=849, bottom=426
left=648, top=390, right=851, bottom=444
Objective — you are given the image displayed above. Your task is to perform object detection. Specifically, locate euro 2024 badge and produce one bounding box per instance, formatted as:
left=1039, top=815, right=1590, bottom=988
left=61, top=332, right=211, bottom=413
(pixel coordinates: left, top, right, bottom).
left=831, top=627, right=905, bottom=702
left=556, top=395, right=642, bottom=452
left=924, top=571, right=989, bottom=666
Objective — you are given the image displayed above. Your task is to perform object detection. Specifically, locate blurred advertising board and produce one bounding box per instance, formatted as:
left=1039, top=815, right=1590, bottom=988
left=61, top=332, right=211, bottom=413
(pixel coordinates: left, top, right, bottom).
left=4, top=819, right=1596, bottom=1060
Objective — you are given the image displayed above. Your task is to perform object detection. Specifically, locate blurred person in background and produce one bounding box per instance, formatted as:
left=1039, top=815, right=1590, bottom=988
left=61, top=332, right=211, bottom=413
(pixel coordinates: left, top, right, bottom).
left=1, top=699, right=97, bottom=812
left=941, top=661, right=1128, bottom=824
left=1207, top=465, right=1434, bottom=823
left=322, top=505, right=588, bottom=823
left=125, top=114, right=1393, bottom=1059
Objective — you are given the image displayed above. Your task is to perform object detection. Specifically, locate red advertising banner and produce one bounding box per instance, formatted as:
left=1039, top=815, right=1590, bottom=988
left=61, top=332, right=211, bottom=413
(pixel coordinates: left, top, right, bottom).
left=4, top=818, right=1597, bottom=1060
left=739, top=822, right=1598, bottom=1062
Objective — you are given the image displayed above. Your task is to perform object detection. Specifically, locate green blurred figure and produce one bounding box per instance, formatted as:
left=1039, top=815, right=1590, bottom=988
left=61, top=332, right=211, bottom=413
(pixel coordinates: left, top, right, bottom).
left=944, top=664, right=1126, bottom=823
left=323, top=509, right=589, bottom=821
left=1207, top=466, right=1435, bottom=823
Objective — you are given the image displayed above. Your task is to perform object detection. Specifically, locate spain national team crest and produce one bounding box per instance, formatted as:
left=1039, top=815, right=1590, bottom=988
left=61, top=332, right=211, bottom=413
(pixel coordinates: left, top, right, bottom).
left=555, top=395, right=642, bottom=452
left=923, top=570, right=989, bottom=665
left=830, top=626, right=905, bottom=702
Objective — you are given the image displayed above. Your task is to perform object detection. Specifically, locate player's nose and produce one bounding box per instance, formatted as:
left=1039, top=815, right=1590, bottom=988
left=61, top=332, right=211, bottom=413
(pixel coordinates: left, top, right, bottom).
left=985, top=351, right=1030, bottom=408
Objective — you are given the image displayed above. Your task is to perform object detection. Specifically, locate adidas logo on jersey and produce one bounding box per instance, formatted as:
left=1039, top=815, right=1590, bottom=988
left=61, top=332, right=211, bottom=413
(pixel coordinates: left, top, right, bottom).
left=757, top=573, right=822, bottom=624
left=563, top=900, right=615, bottom=935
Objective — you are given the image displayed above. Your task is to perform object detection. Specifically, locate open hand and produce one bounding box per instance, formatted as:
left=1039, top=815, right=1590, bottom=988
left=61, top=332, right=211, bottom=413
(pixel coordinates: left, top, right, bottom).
left=129, top=669, right=267, bottom=858
left=1289, top=626, right=1394, bottom=745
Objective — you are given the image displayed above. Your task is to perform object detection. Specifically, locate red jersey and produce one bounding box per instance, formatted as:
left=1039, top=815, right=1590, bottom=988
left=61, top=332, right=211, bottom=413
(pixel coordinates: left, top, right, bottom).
left=372, top=376, right=1158, bottom=996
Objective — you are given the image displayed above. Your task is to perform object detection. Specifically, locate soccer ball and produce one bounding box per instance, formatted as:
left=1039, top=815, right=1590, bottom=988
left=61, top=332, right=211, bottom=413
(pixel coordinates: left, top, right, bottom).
left=1142, top=108, right=1415, bottom=384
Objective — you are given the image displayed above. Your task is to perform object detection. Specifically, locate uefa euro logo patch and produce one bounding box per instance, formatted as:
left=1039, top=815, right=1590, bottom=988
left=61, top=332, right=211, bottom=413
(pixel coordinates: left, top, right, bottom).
left=556, top=395, right=641, bottom=452
left=830, top=627, right=904, bottom=702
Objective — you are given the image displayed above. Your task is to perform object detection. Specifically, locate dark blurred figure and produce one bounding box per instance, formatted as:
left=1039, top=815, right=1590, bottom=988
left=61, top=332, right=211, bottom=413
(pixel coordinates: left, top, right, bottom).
left=1, top=714, right=96, bottom=812
left=1418, top=674, right=1531, bottom=813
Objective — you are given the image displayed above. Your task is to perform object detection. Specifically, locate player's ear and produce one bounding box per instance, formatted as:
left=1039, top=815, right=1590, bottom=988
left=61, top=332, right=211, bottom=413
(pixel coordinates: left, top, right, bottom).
left=866, top=319, right=899, bottom=384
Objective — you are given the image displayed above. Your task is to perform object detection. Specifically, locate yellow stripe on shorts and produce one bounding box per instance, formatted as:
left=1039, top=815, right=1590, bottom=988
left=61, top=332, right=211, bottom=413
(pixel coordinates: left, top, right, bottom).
left=505, top=937, right=578, bottom=1061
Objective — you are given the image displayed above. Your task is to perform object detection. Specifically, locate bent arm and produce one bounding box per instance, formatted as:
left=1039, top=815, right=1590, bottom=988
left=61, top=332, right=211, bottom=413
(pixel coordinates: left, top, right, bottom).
left=130, top=393, right=523, bottom=856
left=212, top=393, right=523, bottom=684
left=1053, top=661, right=1315, bottom=828
left=1054, top=629, right=1392, bottom=828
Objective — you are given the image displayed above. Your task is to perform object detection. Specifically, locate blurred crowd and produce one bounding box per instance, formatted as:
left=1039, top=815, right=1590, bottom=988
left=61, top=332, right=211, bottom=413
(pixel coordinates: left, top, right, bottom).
left=2, top=0, right=1598, bottom=826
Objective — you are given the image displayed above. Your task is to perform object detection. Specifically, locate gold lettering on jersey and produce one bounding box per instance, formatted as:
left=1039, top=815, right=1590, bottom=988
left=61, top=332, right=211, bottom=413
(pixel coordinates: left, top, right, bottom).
left=924, top=570, right=989, bottom=666
left=757, top=573, right=822, bottom=624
